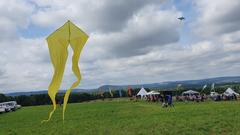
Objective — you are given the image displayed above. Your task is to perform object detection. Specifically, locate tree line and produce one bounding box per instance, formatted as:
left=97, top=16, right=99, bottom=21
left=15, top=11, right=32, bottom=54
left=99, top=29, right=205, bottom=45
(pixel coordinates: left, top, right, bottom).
left=0, top=88, right=145, bottom=106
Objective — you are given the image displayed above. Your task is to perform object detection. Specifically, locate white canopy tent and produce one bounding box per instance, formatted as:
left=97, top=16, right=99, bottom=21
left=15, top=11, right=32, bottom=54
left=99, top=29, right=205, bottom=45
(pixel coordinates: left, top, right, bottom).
left=182, top=90, right=199, bottom=96
left=147, top=91, right=160, bottom=95
left=137, top=87, right=148, bottom=99
left=223, top=88, right=239, bottom=96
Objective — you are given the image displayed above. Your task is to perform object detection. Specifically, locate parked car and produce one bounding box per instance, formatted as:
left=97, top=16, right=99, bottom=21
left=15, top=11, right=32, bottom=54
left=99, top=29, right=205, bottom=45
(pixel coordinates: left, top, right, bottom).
left=0, top=101, right=21, bottom=113
left=0, top=107, right=5, bottom=113
left=0, top=104, right=11, bottom=112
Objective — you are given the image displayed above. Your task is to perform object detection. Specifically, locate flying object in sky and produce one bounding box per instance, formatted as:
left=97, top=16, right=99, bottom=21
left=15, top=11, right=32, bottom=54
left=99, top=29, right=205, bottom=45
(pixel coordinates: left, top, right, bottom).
left=178, top=16, right=185, bottom=21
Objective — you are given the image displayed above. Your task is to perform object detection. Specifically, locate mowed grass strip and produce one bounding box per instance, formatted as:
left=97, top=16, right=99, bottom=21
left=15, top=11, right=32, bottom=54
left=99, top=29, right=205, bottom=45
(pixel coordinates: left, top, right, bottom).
left=0, top=100, right=240, bottom=135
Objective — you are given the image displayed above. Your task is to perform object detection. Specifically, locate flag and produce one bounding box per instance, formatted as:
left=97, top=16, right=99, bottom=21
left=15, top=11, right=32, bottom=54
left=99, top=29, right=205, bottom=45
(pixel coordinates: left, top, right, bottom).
left=202, top=84, right=207, bottom=90
left=100, top=91, right=104, bottom=97
left=42, top=20, right=88, bottom=123
left=119, top=90, right=122, bottom=97
left=98, top=89, right=104, bottom=97
left=128, top=86, right=132, bottom=97
left=177, top=84, right=182, bottom=90
left=211, top=83, right=215, bottom=91
left=109, top=88, right=113, bottom=97
left=200, top=84, right=207, bottom=93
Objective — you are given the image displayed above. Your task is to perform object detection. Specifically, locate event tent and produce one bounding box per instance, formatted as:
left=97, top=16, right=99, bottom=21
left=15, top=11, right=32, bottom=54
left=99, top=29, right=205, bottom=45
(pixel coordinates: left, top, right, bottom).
left=182, top=90, right=199, bottom=96
left=223, top=88, right=239, bottom=96
left=137, top=87, right=148, bottom=99
left=147, top=91, right=160, bottom=95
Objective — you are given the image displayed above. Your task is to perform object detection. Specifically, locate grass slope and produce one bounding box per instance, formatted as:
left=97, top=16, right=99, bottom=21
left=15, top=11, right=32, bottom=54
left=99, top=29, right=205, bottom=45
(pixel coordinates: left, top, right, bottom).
left=0, top=99, right=240, bottom=135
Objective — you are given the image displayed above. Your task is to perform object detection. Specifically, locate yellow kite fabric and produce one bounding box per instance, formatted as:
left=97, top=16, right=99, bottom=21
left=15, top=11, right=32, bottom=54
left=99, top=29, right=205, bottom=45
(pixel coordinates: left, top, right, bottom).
left=42, top=20, right=88, bottom=123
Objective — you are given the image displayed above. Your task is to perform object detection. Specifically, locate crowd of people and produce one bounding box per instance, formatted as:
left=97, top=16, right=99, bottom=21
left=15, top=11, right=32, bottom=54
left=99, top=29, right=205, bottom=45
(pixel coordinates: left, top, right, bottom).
left=137, top=92, right=238, bottom=103
left=211, top=93, right=238, bottom=101
left=176, top=94, right=207, bottom=102
left=134, top=87, right=239, bottom=108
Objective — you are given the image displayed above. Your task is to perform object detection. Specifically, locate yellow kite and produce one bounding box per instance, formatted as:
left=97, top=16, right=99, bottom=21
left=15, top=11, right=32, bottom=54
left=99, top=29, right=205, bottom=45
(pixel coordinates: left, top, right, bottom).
left=42, top=20, right=88, bottom=122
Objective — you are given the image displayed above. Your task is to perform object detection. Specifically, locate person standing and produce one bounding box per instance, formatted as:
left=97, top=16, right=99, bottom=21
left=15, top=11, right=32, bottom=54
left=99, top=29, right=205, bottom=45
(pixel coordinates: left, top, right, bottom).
left=167, top=95, right=174, bottom=107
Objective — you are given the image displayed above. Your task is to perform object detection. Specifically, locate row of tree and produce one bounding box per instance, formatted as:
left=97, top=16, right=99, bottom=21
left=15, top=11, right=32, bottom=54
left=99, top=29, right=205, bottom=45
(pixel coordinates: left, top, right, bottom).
left=0, top=88, right=143, bottom=106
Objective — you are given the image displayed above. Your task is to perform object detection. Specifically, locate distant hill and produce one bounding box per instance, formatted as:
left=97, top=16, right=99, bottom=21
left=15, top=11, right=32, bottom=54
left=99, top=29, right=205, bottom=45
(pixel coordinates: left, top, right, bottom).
left=98, top=76, right=240, bottom=91
left=5, top=76, right=240, bottom=96
left=5, top=89, right=96, bottom=97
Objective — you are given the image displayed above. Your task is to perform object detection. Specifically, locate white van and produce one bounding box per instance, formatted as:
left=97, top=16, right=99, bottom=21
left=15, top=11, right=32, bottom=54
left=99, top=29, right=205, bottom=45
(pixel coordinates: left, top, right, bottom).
left=0, top=103, right=10, bottom=112
left=0, top=107, right=5, bottom=113
left=0, top=101, right=21, bottom=112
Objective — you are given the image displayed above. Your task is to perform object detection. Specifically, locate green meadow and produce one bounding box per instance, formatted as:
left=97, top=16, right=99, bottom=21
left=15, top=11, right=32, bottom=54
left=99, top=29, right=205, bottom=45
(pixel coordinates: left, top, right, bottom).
left=1, top=99, right=240, bottom=135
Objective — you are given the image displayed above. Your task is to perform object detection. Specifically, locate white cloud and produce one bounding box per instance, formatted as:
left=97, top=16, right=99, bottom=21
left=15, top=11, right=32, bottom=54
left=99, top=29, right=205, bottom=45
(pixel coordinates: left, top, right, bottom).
left=193, top=0, right=240, bottom=37
left=80, top=5, right=181, bottom=59
left=0, top=0, right=33, bottom=40
left=31, top=0, right=165, bottom=32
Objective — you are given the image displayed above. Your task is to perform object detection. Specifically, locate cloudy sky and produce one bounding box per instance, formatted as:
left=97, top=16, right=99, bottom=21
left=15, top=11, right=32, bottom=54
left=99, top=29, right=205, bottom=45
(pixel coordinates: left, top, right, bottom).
left=1, top=0, right=240, bottom=93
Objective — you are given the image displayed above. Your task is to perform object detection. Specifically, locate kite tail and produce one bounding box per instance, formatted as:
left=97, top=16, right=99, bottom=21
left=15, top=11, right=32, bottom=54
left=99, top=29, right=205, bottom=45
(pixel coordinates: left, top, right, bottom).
left=63, top=80, right=80, bottom=121
left=42, top=62, right=66, bottom=123
left=62, top=48, right=81, bottom=121
left=41, top=92, right=57, bottom=123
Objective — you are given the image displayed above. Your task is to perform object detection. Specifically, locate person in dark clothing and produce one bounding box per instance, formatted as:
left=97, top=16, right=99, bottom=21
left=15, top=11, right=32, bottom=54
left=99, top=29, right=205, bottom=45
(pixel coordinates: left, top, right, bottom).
left=233, top=94, right=237, bottom=100
left=159, top=94, right=164, bottom=103
left=166, top=95, right=174, bottom=107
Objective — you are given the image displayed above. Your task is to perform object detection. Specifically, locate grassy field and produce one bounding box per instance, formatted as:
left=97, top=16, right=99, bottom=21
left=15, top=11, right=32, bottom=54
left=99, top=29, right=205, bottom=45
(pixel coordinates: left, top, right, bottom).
left=0, top=99, right=240, bottom=135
